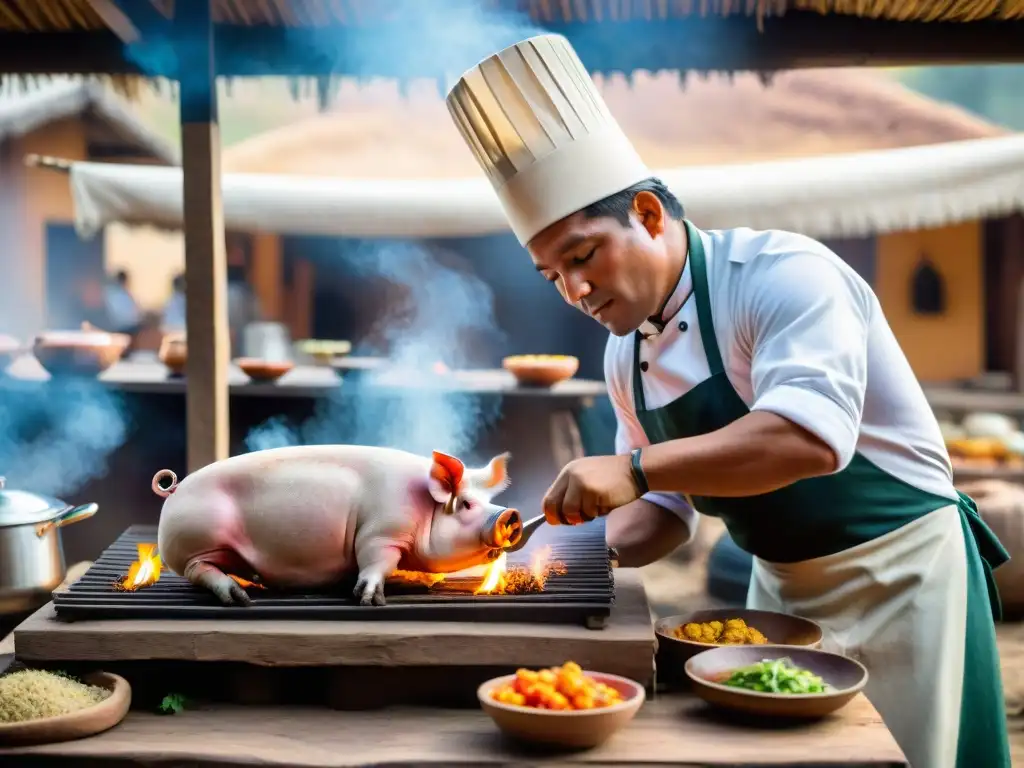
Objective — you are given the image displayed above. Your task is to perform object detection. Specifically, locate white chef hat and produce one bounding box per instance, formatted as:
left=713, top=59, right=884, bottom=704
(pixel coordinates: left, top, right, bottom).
left=446, top=34, right=650, bottom=246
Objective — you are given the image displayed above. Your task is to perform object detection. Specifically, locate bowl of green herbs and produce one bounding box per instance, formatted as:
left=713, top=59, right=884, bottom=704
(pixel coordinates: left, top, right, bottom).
left=685, top=646, right=868, bottom=719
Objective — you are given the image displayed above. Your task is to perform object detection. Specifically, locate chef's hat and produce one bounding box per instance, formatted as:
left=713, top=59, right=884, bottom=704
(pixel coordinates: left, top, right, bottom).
left=446, top=34, right=650, bottom=246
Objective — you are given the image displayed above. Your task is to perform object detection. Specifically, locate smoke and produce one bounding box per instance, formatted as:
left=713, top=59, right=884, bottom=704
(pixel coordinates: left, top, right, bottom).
left=245, top=241, right=506, bottom=459
left=0, top=379, right=130, bottom=498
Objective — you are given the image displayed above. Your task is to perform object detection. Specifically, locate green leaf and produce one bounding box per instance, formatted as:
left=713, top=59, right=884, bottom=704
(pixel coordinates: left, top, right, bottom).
left=158, top=693, right=188, bottom=715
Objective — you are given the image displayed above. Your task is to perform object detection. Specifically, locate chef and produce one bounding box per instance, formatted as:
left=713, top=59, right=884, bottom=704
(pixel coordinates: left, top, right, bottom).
left=446, top=34, right=1010, bottom=768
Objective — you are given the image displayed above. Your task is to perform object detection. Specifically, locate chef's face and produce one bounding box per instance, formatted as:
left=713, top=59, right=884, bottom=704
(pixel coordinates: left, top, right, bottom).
left=528, top=191, right=669, bottom=336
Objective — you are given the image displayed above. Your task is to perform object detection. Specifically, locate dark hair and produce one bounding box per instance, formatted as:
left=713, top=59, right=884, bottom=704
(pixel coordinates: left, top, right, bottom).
left=115, top=269, right=129, bottom=285
left=581, top=177, right=684, bottom=227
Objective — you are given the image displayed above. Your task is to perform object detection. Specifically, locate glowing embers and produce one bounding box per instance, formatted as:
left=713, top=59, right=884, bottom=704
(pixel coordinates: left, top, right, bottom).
left=474, top=545, right=567, bottom=595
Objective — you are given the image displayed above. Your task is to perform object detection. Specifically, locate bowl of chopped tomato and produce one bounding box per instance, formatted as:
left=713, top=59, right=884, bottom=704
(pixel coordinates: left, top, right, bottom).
left=478, top=661, right=645, bottom=749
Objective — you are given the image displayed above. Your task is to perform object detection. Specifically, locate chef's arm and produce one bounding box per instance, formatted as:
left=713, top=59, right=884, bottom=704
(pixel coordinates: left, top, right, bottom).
left=602, top=339, right=698, bottom=566
left=644, top=252, right=869, bottom=498
left=642, top=411, right=836, bottom=497
left=605, top=498, right=690, bottom=568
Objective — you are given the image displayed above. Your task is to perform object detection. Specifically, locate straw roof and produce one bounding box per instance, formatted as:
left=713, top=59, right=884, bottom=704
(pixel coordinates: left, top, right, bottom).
left=0, top=0, right=1021, bottom=29
left=222, top=68, right=1006, bottom=178
left=0, top=78, right=178, bottom=162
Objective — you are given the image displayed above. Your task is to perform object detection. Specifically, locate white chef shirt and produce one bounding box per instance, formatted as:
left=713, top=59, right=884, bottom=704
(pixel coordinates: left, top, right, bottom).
left=605, top=225, right=957, bottom=541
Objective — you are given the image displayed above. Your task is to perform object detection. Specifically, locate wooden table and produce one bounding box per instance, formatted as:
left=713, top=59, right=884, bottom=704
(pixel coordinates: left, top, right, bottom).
left=0, top=693, right=906, bottom=767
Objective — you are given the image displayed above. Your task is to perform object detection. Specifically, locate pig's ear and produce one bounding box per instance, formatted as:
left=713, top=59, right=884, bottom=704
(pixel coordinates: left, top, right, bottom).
left=428, top=451, right=465, bottom=504
left=468, top=452, right=511, bottom=498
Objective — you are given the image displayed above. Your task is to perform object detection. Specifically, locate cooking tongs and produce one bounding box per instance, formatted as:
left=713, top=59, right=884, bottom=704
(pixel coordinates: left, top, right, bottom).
left=503, top=514, right=547, bottom=554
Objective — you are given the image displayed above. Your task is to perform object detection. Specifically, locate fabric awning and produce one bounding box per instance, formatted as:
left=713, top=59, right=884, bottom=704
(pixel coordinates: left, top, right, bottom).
left=69, top=134, right=1024, bottom=241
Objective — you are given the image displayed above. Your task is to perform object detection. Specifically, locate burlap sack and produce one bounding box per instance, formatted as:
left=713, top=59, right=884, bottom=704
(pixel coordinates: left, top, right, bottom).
left=960, top=480, right=1024, bottom=617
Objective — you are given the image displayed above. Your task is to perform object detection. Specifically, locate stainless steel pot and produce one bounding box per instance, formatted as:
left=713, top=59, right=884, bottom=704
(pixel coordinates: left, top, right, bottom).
left=0, top=476, right=98, bottom=614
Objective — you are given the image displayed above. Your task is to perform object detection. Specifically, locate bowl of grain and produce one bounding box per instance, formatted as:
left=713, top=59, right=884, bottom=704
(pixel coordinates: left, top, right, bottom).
left=655, top=609, right=823, bottom=688
left=0, top=668, right=131, bottom=745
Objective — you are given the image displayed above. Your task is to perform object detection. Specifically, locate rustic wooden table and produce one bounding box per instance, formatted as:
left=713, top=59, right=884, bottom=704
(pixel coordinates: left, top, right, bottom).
left=0, top=693, right=906, bottom=767
left=0, top=564, right=908, bottom=767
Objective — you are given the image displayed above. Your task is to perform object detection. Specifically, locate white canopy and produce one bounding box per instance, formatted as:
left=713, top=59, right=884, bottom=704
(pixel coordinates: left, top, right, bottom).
left=70, top=134, right=1024, bottom=241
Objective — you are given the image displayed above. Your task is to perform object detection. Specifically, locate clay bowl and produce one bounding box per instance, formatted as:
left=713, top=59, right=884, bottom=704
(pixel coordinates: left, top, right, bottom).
left=236, top=357, right=295, bottom=383
left=32, top=329, right=129, bottom=378
left=685, top=645, right=868, bottom=720
left=655, top=609, right=823, bottom=688
left=0, top=671, right=132, bottom=746
left=478, top=671, right=645, bottom=749
left=296, top=339, right=352, bottom=366
left=158, top=333, right=187, bottom=376
left=503, top=355, right=579, bottom=388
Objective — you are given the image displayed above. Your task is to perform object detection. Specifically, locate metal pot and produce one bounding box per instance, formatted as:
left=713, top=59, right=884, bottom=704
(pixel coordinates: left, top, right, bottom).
left=0, top=476, right=98, bottom=614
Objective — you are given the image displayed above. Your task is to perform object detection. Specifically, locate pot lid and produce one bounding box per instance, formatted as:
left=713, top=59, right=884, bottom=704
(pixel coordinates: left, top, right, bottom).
left=0, top=476, right=68, bottom=527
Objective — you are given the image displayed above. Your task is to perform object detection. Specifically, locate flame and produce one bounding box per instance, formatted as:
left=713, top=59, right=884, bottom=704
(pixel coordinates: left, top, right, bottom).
left=114, top=543, right=164, bottom=591
left=390, top=569, right=446, bottom=588
left=228, top=574, right=266, bottom=590
left=474, top=545, right=567, bottom=595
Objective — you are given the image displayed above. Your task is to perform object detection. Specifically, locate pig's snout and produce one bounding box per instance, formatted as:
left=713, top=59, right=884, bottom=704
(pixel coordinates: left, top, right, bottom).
left=482, top=507, right=523, bottom=549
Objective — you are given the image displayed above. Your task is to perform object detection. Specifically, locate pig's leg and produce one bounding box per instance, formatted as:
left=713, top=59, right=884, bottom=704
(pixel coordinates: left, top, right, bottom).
left=353, top=539, right=403, bottom=606
left=184, top=558, right=253, bottom=607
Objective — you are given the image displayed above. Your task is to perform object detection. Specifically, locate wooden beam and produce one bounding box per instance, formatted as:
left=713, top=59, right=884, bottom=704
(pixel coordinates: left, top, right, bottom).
left=84, top=0, right=141, bottom=44
left=178, top=0, right=229, bottom=472
left=0, top=15, right=1022, bottom=77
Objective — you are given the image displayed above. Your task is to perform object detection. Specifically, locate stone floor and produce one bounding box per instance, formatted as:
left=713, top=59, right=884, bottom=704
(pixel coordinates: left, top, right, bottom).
left=641, top=519, right=1024, bottom=765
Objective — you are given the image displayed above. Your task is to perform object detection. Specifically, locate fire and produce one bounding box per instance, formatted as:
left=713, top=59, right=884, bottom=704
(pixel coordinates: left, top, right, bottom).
left=474, top=545, right=567, bottom=595
left=114, top=543, right=164, bottom=591
left=228, top=575, right=266, bottom=590
left=390, top=569, right=446, bottom=588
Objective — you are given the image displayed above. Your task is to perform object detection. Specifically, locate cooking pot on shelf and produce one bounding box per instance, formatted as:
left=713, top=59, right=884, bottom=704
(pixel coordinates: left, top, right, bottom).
left=0, top=476, right=98, bottom=614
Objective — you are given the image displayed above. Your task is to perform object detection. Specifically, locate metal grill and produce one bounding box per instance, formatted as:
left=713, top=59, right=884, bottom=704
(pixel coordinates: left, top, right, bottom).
left=53, top=523, right=615, bottom=626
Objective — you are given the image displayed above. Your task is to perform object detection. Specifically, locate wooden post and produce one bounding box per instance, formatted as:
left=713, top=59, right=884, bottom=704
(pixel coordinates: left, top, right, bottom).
left=178, top=0, right=229, bottom=471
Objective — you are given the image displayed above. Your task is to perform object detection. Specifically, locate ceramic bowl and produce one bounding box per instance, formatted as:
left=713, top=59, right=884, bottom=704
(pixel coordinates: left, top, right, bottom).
left=502, top=355, right=579, bottom=387
left=158, top=333, right=187, bottom=376
left=236, top=358, right=295, bottom=383
left=478, top=670, right=645, bottom=749
left=33, top=328, right=130, bottom=377
left=685, top=645, right=868, bottom=719
left=655, top=609, right=823, bottom=688
left=296, top=339, right=352, bottom=366
left=0, top=671, right=132, bottom=746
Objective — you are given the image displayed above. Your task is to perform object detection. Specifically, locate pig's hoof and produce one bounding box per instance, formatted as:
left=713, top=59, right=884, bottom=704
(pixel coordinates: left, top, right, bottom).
left=211, top=580, right=253, bottom=607
left=354, top=577, right=387, bottom=607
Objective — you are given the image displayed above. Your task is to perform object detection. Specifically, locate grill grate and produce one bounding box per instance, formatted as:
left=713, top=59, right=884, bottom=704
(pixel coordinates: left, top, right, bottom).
left=53, top=523, right=615, bottom=626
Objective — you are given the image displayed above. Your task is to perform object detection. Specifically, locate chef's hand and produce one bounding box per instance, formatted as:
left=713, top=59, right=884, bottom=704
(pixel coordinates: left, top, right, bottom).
left=542, top=454, right=642, bottom=525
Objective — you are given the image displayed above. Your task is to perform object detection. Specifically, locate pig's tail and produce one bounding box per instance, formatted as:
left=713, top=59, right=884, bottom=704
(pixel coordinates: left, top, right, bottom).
left=152, top=469, right=179, bottom=498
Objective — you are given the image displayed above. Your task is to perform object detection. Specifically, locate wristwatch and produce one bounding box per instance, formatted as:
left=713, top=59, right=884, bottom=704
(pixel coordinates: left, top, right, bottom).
left=629, top=447, right=649, bottom=495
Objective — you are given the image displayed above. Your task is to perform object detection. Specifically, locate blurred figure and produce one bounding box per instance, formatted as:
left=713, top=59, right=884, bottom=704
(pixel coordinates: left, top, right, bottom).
left=162, top=273, right=186, bottom=332
left=104, top=270, right=141, bottom=336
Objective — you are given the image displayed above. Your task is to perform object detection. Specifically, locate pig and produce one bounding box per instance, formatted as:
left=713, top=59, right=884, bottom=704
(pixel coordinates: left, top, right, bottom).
left=151, top=445, right=522, bottom=607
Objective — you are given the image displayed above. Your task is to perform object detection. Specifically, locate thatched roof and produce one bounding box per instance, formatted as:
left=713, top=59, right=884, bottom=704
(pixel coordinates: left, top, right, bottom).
left=0, top=0, right=1021, bottom=29
left=222, top=68, right=1005, bottom=178
left=0, top=78, right=178, bottom=162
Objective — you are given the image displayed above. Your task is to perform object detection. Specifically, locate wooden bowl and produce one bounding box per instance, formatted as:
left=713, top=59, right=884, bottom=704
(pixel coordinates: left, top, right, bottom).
left=655, top=609, right=823, bottom=688
left=503, top=355, right=579, bottom=387
left=236, top=358, right=295, bottom=383
left=478, top=671, right=645, bottom=749
left=0, top=671, right=131, bottom=746
left=685, top=645, right=867, bottom=720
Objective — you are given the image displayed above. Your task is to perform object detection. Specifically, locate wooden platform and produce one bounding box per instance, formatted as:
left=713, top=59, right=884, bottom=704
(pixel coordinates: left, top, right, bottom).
left=14, top=569, right=655, bottom=690
left=0, top=693, right=907, bottom=767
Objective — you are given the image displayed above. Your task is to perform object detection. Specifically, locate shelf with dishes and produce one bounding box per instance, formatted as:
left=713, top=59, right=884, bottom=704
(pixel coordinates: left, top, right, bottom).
left=941, top=412, right=1024, bottom=482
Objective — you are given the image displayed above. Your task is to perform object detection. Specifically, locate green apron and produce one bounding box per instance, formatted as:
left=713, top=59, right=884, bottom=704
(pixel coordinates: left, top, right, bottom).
left=632, top=221, right=1011, bottom=768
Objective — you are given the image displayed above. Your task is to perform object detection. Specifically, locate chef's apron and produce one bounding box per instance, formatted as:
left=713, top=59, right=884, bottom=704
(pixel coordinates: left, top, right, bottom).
left=633, top=222, right=1011, bottom=768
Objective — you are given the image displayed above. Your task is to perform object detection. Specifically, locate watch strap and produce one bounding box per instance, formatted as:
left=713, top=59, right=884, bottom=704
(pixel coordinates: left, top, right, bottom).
left=630, top=448, right=649, bottom=495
